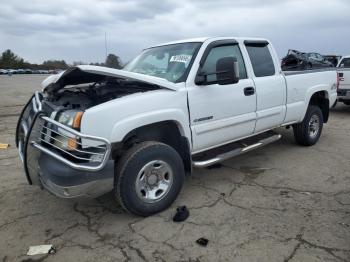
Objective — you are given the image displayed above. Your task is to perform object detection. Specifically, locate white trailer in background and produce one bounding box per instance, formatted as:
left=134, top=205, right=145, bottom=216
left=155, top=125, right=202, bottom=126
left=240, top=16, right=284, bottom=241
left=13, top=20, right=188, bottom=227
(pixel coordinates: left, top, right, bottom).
left=337, top=55, right=350, bottom=105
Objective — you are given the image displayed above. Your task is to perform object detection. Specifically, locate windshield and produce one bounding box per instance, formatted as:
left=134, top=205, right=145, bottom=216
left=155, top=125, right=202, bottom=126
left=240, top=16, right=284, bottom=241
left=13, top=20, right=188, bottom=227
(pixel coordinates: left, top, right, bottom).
left=124, top=42, right=201, bottom=83
left=338, top=58, right=350, bottom=68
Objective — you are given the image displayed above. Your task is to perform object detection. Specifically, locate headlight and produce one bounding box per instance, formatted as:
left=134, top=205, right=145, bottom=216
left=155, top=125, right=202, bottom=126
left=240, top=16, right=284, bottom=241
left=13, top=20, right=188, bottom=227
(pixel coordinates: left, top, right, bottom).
left=55, top=110, right=84, bottom=150
left=57, top=110, right=83, bottom=129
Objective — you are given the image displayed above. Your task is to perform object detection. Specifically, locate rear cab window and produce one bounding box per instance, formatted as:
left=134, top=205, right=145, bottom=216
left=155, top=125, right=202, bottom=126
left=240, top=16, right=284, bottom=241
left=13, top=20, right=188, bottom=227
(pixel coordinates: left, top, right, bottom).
left=245, top=41, right=275, bottom=77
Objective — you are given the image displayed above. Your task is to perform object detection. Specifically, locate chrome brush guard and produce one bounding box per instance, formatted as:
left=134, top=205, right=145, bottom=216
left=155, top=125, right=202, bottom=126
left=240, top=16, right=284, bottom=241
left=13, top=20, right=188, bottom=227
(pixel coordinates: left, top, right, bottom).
left=16, top=92, right=111, bottom=185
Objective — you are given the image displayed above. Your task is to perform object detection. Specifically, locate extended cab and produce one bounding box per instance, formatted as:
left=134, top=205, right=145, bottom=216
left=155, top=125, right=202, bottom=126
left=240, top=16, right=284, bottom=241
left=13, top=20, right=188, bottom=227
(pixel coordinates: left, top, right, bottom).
left=337, top=55, right=350, bottom=105
left=16, top=37, right=337, bottom=216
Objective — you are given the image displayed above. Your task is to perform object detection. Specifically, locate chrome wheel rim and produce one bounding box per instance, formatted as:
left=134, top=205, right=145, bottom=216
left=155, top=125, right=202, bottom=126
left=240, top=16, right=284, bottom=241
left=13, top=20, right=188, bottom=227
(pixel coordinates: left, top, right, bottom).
left=135, top=160, right=173, bottom=203
left=308, top=114, right=320, bottom=139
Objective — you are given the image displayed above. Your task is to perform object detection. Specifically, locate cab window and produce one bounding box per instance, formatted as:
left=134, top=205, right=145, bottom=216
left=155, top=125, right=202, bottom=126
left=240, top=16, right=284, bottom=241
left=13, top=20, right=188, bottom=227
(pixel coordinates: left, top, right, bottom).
left=201, top=44, right=247, bottom=83
left=245, top=44, right=275, bottom=77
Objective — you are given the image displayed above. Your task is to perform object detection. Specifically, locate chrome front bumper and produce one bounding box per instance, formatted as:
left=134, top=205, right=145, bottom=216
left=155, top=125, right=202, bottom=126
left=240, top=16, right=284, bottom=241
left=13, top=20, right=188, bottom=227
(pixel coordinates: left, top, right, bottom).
left=38, top=153, right=115, bottom=198
left=16, top=92, right=114, bottom=198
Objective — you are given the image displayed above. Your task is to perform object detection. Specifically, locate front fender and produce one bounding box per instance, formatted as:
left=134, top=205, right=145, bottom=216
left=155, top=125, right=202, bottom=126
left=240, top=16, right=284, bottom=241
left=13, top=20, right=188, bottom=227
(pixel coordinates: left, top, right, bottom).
left=80, top=89, right=191, bottom=145
left=109, top=109, right=190, bottom=143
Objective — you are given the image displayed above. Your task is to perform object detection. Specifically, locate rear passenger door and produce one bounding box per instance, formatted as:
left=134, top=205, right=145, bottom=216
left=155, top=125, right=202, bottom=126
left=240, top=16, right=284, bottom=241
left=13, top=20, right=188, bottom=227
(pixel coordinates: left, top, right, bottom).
left=244, top=41, right=287, bottom=133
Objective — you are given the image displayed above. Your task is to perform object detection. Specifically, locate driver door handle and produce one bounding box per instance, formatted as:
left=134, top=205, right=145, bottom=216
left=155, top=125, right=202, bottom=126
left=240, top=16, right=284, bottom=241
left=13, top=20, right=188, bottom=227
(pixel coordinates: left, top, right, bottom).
left=244, top=87, right=255, bottom=96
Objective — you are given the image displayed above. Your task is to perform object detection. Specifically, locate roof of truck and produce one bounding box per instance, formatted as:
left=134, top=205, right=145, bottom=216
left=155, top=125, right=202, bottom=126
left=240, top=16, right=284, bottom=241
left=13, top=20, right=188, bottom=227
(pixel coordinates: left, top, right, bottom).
left=149, top=36, right=269, bottom=48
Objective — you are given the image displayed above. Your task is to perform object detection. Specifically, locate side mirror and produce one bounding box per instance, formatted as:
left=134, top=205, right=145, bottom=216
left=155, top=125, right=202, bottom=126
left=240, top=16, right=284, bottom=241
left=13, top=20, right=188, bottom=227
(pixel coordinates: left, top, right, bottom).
left=195, top=56, right=240, bottom=85
left=216, top=57, right=239, bottom=85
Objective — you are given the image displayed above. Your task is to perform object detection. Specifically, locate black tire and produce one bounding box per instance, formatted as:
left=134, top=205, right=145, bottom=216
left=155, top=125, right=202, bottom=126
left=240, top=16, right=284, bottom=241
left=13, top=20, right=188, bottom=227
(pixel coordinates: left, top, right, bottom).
left=331, top=99, right=338, bottom=108
left=293, top=105, right=323, bottom=146
left=343, top=101, right=350, bottom=106
left=115, top=141, right=185, bottom=216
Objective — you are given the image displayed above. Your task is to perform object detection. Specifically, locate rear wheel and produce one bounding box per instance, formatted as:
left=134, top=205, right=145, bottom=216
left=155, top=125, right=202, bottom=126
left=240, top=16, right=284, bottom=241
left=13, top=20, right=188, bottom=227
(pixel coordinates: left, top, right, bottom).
left=331, top=99, right=337, bottom=108
left=293, top=105, right=323, bottom=146
left=115, top=141, right=185, bottom=216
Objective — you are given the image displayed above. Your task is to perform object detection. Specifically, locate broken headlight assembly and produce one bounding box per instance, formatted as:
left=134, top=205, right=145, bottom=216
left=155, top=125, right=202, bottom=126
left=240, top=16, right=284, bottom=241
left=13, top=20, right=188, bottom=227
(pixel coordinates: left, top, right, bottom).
left=54, top=110, right=84, bottom=151
left=39, top=109, right=106, bottom=164
left=57, top=110, right=84, bottom=129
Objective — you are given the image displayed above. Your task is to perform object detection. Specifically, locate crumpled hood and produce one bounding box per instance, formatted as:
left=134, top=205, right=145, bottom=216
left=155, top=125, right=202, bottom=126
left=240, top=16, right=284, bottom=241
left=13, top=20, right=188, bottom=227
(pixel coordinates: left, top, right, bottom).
left=41, top=65, right=179, bottom=93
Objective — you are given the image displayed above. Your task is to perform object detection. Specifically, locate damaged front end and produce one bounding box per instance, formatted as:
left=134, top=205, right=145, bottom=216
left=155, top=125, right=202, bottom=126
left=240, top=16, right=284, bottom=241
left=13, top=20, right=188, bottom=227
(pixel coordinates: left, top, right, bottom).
left=16, top=66, right=172, bottom=198
left=15, top=91, right=113, bottom=197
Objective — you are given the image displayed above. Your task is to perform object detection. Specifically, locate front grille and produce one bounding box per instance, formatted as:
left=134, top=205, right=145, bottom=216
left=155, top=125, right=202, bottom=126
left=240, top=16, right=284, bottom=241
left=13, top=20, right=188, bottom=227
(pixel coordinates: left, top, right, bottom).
left=41, top=101, right=56, bottom=117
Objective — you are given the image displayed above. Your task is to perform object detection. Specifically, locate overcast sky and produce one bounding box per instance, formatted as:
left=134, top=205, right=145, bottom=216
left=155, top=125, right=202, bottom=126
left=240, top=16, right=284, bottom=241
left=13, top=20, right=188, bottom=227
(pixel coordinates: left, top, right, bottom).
left=0, top=0, right=349, bottom=64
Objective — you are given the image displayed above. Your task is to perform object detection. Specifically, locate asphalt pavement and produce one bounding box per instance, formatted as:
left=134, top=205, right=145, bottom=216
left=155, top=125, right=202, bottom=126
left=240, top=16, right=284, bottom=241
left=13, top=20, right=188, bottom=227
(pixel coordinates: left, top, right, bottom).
left=0, top=75, right=349, bottom=262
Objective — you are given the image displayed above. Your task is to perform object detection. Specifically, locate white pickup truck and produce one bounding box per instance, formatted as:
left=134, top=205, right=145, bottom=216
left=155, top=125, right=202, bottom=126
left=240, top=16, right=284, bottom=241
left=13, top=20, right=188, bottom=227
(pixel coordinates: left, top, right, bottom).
left=337, top=55, right=350, bottom=105
left=16, top=37, right=337, bottom=216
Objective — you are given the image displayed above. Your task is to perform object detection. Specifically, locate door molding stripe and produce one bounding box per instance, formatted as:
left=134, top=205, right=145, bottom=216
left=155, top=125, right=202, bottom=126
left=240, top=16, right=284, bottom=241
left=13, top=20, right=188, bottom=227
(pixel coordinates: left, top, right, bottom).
left=194, top=113, right=256, bottom=135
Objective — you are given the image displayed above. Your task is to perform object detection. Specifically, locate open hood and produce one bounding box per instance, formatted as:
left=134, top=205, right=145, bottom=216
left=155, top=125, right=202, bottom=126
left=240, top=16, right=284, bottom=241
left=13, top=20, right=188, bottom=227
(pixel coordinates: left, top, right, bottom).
left=41, top=65, right=179, bottom=93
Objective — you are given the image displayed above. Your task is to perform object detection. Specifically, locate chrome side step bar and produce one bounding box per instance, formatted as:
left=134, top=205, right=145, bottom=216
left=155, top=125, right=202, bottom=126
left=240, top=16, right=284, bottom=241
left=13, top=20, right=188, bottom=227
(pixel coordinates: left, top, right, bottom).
left=193, top=134, right=282, bottom=168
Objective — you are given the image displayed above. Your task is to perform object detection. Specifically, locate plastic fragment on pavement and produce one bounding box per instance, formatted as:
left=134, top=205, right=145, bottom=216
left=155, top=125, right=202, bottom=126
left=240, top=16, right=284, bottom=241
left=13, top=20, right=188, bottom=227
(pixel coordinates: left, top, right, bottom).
left=0, top=143, right=9, bottom=149
left=196, top=238, right=209, bottom=247
left=27, top=245, right=56, bottom=256
left=301, top=192, right=311, bottom=195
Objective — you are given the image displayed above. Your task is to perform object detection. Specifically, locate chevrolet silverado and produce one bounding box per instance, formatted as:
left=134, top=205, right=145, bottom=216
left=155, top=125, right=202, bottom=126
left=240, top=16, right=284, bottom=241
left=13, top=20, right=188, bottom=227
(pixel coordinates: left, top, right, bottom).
left=16, top=37, right=338, bottom=216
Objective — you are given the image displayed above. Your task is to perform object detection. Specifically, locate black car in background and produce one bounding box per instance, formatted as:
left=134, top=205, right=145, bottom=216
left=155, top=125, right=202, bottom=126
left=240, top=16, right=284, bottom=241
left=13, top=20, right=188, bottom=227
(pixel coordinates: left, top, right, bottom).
left=281, top=49, right=334, bottom=71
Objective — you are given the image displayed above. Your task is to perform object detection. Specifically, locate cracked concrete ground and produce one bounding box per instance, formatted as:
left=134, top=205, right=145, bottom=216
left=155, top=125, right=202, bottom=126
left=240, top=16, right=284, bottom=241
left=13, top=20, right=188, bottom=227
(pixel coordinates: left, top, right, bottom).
left=0, top=75, right=349, bottom=262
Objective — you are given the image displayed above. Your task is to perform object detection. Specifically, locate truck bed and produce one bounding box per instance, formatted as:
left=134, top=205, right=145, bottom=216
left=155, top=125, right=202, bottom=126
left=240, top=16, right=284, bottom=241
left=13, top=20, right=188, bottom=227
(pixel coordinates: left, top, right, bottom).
left=283, top=68, right=336, bottom=76
left=282, top=68, right=337, bottom=124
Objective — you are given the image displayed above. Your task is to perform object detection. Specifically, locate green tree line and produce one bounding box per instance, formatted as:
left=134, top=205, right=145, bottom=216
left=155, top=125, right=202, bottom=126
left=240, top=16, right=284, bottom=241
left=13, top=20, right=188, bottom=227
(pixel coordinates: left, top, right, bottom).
left=0, top=49, right=123, bottom=70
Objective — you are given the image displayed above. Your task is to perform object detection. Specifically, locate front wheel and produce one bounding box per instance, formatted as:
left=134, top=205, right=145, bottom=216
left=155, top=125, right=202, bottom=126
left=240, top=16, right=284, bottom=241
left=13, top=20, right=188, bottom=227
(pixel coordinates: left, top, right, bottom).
left=115, top=141, right=185, bottom=216
left=293, top=105, right=323, bottom=146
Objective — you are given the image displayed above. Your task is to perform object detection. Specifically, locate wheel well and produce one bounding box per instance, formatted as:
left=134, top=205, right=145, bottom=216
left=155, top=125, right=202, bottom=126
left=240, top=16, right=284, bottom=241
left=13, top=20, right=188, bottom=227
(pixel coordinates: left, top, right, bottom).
left=309, top=91, right=329, bottom=123
left=111, top=121, right=192, bottom=174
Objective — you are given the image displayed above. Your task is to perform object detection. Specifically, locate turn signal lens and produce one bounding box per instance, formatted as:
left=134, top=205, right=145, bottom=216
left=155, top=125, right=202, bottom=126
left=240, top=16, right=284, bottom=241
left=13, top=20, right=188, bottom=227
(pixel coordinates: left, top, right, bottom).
left=68, top=138, right=78, bottom=150
left=73, top=112, right=84, bottom=129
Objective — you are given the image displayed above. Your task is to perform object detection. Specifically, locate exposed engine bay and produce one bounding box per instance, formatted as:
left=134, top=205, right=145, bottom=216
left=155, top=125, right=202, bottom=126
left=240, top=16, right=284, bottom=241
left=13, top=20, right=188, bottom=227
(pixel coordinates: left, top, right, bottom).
left=43, top=78, right=161, bottom=111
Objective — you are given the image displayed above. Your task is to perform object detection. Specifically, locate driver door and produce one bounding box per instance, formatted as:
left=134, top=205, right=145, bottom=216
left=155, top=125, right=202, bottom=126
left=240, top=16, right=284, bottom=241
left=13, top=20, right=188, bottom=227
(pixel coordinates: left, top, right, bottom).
left=187, top=41, right=257, bottom=153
